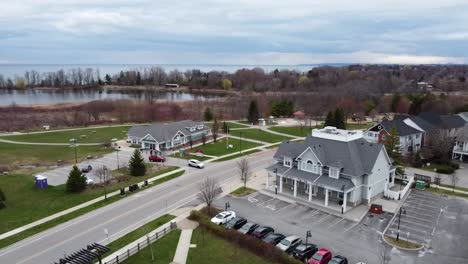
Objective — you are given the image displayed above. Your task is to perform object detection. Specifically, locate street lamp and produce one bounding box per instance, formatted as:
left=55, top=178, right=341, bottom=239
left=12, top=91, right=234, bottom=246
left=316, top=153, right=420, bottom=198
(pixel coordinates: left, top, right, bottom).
left=340, top=185, right=345, bottom=214
left=116, top=146, right=121, bottom=170
left=274, top=168, right=278, bottom=194
left=225, top=202, right=230, bottom=211
left=69, top=138, right=77, bottom=164
left=305, top=231, right=312, bottom=246
left=396, top=207, right=406, bottom=241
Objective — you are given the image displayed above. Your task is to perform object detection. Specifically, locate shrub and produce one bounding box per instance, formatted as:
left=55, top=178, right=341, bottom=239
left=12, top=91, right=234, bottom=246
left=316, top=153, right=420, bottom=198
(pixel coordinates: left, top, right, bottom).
left=188, top=210, right=303, bottom=264
left=0, top=187, right=6, bottom=209
left=436, top=166, right=455, bottom=174
left=129, top=149, right=146, bottom=176
left=66, top=165, right=87, bottom=193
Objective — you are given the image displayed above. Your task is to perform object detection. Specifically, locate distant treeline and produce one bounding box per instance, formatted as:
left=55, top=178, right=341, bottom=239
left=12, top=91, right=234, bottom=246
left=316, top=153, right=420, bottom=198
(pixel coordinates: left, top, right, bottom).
left=1, top=65, right=468, bottom=95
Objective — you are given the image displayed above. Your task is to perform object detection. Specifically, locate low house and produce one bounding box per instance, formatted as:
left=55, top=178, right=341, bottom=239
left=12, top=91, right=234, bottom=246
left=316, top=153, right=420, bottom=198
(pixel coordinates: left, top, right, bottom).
left=453, top=124, right=468, bottom=162
left=127, top=120, right=209, bottom=151
left=366, top=115, right=426, bottom=155
left=418, top=112, right=466, bottom=138
left=266, top=127, right=395, bottom=213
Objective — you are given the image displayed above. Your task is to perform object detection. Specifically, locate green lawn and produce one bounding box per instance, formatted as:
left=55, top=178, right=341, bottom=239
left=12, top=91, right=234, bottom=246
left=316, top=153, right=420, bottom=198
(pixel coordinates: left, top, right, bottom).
left=0, top=166, right=180, bottom=235
left=230, top=129, right=293, bottom=143
left=0, top=142, right=114, bottom=166
left=345, top=123, right=373, bottom=130
left=169, top=153, right=212, bottom=161
left=213, top=149, right=262, bottom=162
left=230, top=187, right=256, bottom=197
left=193, top=138, right=262, bottom=156
left=104, top=214, right=176, bottom=258
left=421, top=163, right=457, bottom=174
left=225, top=122, right=250, bottom=128
left=427, top=187, right=468, bottom=198
left=0, top=126, right=131, bottom=144
left=268, top=126, right=317, bottom=137
left=121, top=229, right=181, bottom=264
left=187, top=228, right=271, bottom=264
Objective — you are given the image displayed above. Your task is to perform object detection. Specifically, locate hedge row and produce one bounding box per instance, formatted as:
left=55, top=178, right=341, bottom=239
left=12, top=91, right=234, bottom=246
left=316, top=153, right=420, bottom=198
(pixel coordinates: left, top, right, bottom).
left=188, top=209, right=303, bottom=264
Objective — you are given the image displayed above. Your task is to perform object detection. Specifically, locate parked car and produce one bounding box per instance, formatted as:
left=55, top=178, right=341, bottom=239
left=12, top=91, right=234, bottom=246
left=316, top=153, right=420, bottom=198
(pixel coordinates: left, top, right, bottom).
left=188, top=159, right=204, bottom=168
left=262, top=233, right=286, bottom=245
left=308, top=248, right=332, bottom=264
left=293, top=243, right=318, bottom=262
left=276, top=235, right=302, bottom=254
left=252, top=226, right=274, bottom=239
left=238, top=222, right=259, bottom=235
left=82, top=174, right=94, bottom=185
left=210, top=211, right=236, bottom=225
left=149, top=155, right=166, bottom=162
left=329, top=255, right=348, bottom=264
left=225, top=217, right=247, bottom=230
left=81, top=165, right=93, bottom=173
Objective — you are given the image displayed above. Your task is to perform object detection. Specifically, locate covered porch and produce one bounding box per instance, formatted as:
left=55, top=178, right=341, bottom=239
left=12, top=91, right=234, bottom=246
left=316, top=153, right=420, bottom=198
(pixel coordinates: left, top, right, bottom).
left=265, top=165, right=355, bottom=213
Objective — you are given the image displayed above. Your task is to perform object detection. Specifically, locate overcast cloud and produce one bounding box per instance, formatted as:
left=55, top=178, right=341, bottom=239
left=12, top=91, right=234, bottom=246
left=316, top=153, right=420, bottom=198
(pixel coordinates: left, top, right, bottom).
left=1, top=0, right=468, bottom=64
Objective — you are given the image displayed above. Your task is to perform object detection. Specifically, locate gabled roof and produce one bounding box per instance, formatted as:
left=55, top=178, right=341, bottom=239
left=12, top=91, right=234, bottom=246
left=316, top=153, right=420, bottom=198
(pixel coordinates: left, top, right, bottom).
left=380, top=115, right=422, bottom=136
left=418, top=112, right=466, bottom=129
left=456, top=124, right=468, bottom=142
left=274, top=136, right=387, bottom=177
left=458, top=112, right=468, bottom=122
left=128, top=120, right=207, bottom=142
left=408, top=116, right=434, bottom=131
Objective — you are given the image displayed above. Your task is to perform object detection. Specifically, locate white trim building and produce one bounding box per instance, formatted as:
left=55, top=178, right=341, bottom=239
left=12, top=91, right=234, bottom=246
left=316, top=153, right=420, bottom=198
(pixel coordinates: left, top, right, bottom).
left=127, top=120, right=209, bottom=151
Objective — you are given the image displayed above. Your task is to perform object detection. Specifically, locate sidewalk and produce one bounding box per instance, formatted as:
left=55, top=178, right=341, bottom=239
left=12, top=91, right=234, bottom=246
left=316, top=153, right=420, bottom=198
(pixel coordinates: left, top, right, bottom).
left=0, top=168, right=184, bottom=241
left=430, top=183, right=468, bottom=195
left=171, top=219, right=199, bottom=264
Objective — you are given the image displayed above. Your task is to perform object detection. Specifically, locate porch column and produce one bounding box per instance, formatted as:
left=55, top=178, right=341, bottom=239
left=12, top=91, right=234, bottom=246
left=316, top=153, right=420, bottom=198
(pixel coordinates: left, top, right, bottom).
left=324, top=188, right=329, bottom=207
left=266, top=172, right=269, bottom=189
left=392, top=171, right=395, bottom=186
left=279, top=175, right=283, bottom=193
left=293, top=179, right=297, bottom=197
left=308, top=183, right=312, bottom=202
left=342, top=191, right=348, bottom=213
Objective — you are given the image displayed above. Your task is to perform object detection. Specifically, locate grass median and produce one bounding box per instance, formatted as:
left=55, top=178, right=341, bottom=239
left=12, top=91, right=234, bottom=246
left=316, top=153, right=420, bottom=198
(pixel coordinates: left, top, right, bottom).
left=0, top=168, right=185, bottom=249
left=230, top=187, right=256, bottom=197
left=213, top=149, right=261, bottom=162
left=230, top=129, right=293, bottom=143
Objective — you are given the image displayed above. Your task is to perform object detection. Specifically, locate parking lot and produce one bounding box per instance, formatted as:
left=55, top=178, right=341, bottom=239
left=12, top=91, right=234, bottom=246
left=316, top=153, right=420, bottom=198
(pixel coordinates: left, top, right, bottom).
left=215, top=192, right=393, bottom=264
left=385, top=190, right=443, bottom=246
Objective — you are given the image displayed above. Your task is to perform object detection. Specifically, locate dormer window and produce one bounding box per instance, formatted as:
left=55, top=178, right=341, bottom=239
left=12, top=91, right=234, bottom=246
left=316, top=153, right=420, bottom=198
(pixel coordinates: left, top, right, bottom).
left=329, top=167, right=340, bottom=179
left=284, top=157, right=292, bottom=167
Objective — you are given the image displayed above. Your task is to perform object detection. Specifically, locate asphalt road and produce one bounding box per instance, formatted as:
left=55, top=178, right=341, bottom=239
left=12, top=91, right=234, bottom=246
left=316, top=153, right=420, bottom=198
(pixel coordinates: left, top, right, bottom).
left=0, top=149, right=275, bottom=264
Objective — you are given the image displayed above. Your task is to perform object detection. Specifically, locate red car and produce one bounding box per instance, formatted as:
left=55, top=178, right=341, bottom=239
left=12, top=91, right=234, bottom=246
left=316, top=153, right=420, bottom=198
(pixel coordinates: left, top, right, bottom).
left=308, top=248, right=332, bottom=264
left=149, top=155, right=166, bottom=162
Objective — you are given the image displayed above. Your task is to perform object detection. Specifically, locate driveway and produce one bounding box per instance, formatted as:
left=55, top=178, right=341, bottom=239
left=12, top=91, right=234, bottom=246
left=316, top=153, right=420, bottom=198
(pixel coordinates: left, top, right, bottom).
left=215, top=190, right=468, bottom=264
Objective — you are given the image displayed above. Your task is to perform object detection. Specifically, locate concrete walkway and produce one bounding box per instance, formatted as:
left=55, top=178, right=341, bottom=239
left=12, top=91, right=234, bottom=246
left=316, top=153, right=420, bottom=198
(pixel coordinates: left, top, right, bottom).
left=171, top=219, right=198, bottom=264
left=430, top=183, right=468, bottom=195
left=0, top=138, right=102, bottom=146
left=228, top=135, right=270, bottom=145
left=261, top=127, right=304, bottom=140
left=0, top=124, right=133, bottom=137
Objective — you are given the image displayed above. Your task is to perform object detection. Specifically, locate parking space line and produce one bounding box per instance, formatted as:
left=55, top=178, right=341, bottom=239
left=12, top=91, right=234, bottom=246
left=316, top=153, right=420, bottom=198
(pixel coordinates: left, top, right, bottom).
left=406, top=209, right=438, bottom=219
left=403, top=214, right=434, bottom=224
left=327, top=217, right=345, bottom=229
left=399, top=219, right=434, bottom=231
left=403, top=204, right=439, bottom=214
left=275, top=203, right=293, bottom=213
left=387, top=229, right=427, bottom=241
left=407, top=196, right=441, bottom=206
left=391, top=222, right=431, bottom=235
left=308, top=210, right=321, bottom=217
left=405, top=200, right=441, bottom=210
left=257, top=197, right=276, bottom=206
left=410, top=193, right=440, bottom=202
left=343, top=222, right=359, bottom=233
left=314, top=214, right=332, bottom=224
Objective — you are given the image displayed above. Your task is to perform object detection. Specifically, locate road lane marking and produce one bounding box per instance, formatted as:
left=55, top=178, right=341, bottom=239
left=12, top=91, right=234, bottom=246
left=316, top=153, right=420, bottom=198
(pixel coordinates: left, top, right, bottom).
left=343, top=222, right=359, bottom=233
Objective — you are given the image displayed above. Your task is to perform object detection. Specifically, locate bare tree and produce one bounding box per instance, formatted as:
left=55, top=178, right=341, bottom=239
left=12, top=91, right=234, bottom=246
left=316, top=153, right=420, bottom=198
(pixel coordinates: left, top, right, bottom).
left=201, top=133, right=206, bottom=145
left=197, top=177, right=220, bottom=214
left=211, top=118, right=219, bottom=142
left=449, top=173, right=459, bottom=192
left=95, top=166, right=113, bottom=200
left=423, top=129, right=454, bottom=164
left=237, top=158, right=250, bottom=188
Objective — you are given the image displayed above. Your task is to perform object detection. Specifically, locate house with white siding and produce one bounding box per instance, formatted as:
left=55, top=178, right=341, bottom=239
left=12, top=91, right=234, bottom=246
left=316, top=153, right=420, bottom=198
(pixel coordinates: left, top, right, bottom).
left=266, top=127, right=395, bottom=213
left=127, top=120, right=209, bottom=151
left=453, top=124, right=468, bottom=162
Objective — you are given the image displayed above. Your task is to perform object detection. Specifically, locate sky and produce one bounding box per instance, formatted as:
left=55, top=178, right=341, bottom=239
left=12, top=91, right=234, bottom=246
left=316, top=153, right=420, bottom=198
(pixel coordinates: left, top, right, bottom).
left=1, top=0, right=468, bottom=65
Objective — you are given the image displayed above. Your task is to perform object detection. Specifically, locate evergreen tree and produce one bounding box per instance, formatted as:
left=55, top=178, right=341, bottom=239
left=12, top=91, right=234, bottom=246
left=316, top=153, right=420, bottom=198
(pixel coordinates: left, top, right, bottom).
left=385, top=125, right=401, bottom=162
left=66, top=166, right=87, bottom=193
left=136, top=72, right=142, bottom=85
left=334, top=108, right=346, bottom=129
left=129, top=149, right=146, bottom=176
left=0, top=187, right=6, bottom=209
left=105, top=74, right=112, bottom=84
left=247, top=100, right=260, bottom=124
left=204, top=107, right=213, bottom=121
left=323, top=111, right=335, bottom=127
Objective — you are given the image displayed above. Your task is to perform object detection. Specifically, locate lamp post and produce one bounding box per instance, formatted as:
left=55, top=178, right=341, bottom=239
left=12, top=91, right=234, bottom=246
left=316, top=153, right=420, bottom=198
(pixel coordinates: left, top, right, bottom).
left=103, top=165, right=108, bottom=200
left=274, top=168, right=278, bottom=194
left=396, top=207, right=406, bottom=241
left=225, top=202, right=230, bottom=211
left=305, top=231, right=311, bottom=246
left=340, top=185, right=345, bottom=214
left=116, top=146, right=121, bottom=170
left=70, top=138, right=77, bottom=164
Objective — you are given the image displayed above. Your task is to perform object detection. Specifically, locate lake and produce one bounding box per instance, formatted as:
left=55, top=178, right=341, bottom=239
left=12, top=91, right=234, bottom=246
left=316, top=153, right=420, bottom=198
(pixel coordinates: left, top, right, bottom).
left=0, top=89, right=223, bottom=106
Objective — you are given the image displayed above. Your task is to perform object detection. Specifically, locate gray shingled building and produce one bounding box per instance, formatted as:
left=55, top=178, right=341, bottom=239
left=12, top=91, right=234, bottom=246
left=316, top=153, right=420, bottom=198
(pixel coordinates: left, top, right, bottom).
left=266, top=127, right=395, bottom=213
left=127, top=120, right=209, bottom=151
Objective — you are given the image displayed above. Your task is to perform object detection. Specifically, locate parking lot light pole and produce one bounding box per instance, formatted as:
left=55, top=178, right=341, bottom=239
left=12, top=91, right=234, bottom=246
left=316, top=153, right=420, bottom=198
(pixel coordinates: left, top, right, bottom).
left=70, top=138, right=77, bottom=164
left=225, top=202, right=230, bottom=211
left=396, top=207, right=406, bottom=241
left=305, top=231, right=311, bottom=246
left=116, top=146, right=121, bottom=170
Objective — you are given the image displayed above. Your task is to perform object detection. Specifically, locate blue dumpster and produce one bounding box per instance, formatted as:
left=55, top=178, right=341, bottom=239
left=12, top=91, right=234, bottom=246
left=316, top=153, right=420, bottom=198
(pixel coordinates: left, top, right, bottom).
left=35, top=175, right=48, bottom=189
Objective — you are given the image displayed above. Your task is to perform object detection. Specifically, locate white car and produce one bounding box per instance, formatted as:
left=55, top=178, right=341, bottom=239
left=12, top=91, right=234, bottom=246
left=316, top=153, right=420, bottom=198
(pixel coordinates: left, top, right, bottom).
left=188, top=159, right=204, bottom=169
left=276, top=235, right=302, bottom=253
left=210, top=211, right=236, bottom=225
left=82, top=174, right=94, bottom=185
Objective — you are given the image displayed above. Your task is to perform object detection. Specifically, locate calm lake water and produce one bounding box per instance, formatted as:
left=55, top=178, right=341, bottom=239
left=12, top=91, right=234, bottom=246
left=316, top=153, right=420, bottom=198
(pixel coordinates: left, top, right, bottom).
left=0, top=89, right=222, bottom=106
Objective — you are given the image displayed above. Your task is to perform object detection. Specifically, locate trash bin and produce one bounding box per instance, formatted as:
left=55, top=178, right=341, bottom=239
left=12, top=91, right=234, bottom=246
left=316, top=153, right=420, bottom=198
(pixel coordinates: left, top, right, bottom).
left=34, top=175, right=48, bottom=189
left=369, top=204, right=383, bottom=214
left=415, top=180, right=426, bottom=190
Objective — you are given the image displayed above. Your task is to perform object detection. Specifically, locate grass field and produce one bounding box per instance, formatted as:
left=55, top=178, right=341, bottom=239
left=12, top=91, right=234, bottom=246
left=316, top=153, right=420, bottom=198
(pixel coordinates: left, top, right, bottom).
left=268, top=126, right=316, bottom=137
left=121, top=229, right=181, bottom=264
left=0, top=126, right=131, bottom=144
left=103, top=214, right=176, bottom=258
left=0, top=142, right=114, bottom=166
left=345, top=123, right=374, bottom=130
left=213, top=149, right=262, bottom=162
left=225, top=122, right=250, bottom=128
left=230, top=129, right=293, bottom=143
left=0, top=166, right=180, bottom=235
left=193, top=138, right=262, bottom=156
left=231, top=187, right=256, bottom=197
left=169, top=153, right=212, bottom=161
left=187, top=228, right=271, bottom=264
left=427, top=187, right=468, bottom=198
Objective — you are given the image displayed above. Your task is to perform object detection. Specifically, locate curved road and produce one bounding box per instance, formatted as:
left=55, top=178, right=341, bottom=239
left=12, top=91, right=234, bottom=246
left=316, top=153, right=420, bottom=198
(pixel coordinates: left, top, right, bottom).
left=0, top=150, right=275, bottom=264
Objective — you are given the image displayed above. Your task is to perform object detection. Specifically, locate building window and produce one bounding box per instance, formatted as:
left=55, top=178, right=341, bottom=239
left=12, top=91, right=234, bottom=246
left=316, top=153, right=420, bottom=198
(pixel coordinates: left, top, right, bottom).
left=284, top=157, right=292, bottom=167
left=416, top=134, right=420, bottom=138
left=329, top=168, right=339, bottom=179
